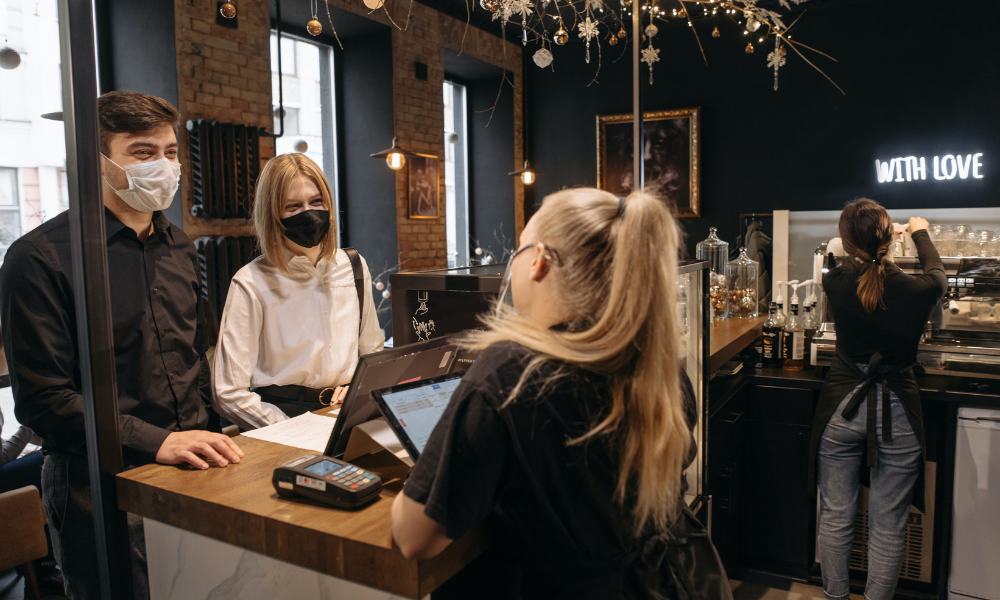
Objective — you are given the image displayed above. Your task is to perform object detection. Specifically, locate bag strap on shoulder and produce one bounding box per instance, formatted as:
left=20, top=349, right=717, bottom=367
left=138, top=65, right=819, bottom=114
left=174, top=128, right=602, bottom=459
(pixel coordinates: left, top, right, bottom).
left=342, top=247, right=365, bottom=336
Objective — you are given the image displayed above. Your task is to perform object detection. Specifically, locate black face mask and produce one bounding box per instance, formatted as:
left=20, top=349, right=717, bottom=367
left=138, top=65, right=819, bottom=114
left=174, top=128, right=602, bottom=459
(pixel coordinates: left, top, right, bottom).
left=280, top=209, right=330, bottom=249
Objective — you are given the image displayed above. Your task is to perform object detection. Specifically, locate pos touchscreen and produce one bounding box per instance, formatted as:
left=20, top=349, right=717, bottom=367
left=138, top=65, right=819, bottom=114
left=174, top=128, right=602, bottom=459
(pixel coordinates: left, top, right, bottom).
left=323, top=336, right=476, bottom=457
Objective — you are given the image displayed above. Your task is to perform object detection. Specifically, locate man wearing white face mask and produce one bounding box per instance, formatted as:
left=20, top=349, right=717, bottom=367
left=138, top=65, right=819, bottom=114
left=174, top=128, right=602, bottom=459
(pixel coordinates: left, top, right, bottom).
left=0, top=91, right=242, bottom=600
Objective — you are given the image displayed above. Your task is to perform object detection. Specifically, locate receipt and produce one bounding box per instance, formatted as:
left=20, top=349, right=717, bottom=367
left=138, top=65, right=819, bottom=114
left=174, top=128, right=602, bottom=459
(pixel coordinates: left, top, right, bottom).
left=240, top=412, right=339, bottom=453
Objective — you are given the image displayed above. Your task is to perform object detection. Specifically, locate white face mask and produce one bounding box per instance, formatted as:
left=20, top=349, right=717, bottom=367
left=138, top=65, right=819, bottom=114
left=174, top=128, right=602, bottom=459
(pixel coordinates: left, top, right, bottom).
left=102, top=154, right=181, bottom=212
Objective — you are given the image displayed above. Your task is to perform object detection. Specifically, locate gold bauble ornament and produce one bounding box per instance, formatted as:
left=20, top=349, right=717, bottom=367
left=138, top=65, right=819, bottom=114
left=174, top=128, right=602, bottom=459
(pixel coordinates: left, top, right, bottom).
left=676, top=8, right=685, bottom=17
left=617, top=28, right=627, bottom=38
left=480, top=0, right=501, bottom=11
left=620, top=0, right=632, bottom=6
left=306, top=18, right=322, bottom=35
left=778, top=46, right=787, bottom=56
left=554, top=28, right=569, bottom=45
left=745, top=42, right=754, bottom=54
left=219, top=2, right=237, bottom=18
left=711, top=26, right=720, bottom=38
left=608, top=34, right=618, bottom=46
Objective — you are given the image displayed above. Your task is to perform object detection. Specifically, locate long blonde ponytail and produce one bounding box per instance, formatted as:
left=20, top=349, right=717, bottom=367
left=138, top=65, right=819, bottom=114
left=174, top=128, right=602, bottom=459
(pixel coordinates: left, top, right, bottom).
left=466, top=187, right=689, bottom=532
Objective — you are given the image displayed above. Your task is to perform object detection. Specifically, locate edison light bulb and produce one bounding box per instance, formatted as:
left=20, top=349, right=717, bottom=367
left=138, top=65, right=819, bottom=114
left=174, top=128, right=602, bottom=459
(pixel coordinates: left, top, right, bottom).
left=386, top=152, right=406, bottom=170
left=521, top=171, right=535, bottom=185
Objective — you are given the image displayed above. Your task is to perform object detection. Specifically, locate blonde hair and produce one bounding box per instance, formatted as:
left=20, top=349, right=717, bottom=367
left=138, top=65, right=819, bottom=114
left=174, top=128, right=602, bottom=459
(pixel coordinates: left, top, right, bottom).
left=252, top=153, right=337, bottom=273
left=467, top=187, right=689, bottom=532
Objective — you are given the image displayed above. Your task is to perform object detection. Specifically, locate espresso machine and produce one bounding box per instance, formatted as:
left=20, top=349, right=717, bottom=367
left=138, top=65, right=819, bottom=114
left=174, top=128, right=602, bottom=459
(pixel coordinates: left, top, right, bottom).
left=812, top=256, right=1000, bottom=378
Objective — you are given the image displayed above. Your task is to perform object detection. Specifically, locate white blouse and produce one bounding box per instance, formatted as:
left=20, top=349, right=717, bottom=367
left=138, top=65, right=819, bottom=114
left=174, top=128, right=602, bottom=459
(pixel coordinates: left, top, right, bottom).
left=212, top=248, right=385, bottom=429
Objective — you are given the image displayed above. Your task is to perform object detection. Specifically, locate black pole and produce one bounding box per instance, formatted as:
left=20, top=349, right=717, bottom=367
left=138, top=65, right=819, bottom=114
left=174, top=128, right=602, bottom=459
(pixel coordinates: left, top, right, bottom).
left=57, top=1, right=133, bottom=599
left=631, top=2, right=643, bottom=191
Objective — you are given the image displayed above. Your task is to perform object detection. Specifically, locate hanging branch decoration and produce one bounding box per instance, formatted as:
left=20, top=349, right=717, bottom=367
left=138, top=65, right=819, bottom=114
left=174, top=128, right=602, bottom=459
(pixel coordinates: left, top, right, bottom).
left=472, top=0, right=839, bottom=93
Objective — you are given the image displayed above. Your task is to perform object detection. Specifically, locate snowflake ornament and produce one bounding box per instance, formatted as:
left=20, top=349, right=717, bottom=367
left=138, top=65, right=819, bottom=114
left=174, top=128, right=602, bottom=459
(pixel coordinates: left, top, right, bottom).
left=641, top=44, right=660, bottom=83
left=586, top=0, right=603, bottom=12
left=493, top=0, right=533, bottom=24
left=768, top=39, right=787, bottom=90
left=578, top=17, right=599, bottom=63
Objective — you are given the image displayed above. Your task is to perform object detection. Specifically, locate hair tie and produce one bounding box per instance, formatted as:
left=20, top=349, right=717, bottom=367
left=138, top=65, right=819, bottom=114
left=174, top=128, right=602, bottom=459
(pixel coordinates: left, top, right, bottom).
left=617, top=196, right=627, bottom=218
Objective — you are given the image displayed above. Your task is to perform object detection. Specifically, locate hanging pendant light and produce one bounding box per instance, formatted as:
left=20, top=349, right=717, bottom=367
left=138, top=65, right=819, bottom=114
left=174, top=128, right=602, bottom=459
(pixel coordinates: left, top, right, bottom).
left=509, top=160, right=540, bottom=185
left=371, top=137, right=416, bottom=171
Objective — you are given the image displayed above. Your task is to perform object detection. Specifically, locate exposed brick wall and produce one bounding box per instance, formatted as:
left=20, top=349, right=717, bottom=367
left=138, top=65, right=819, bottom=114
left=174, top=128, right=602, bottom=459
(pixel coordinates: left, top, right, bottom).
left=173, top=0, right=523, bottom=266
left=174, top=0, right=274, bottom=238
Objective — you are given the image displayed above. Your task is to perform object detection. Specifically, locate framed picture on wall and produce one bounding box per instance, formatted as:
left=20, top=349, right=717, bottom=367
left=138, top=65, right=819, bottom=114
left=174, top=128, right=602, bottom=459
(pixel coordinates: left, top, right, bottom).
left=408, top=154, right=439, bottom=219
left=596, top=107, right=701, bottom=217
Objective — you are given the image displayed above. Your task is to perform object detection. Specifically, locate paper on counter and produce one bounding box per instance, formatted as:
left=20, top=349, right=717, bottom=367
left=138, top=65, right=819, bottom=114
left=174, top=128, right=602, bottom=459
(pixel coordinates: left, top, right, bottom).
left=240, top=411, right=338, bottom=453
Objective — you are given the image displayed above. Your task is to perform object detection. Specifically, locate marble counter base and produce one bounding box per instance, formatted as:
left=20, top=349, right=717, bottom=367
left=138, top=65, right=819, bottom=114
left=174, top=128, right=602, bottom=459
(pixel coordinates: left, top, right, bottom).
left=143, top=518, right=427, bottom=600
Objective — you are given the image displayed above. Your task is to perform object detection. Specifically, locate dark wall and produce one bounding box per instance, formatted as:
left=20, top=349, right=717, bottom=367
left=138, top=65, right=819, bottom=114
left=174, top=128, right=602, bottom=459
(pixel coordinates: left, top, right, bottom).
left=526, top=0, right=1000, bottom=256
left=99, top=0, right=183, bottom=225
left=335, top=29, right=397, bottom=334
left=467, top=76, right=516, bottom=258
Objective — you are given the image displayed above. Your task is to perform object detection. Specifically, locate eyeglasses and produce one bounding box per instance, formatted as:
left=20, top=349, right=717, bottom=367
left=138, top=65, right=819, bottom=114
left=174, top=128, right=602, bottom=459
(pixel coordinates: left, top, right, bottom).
left=495, top=242, right=563, bottom=316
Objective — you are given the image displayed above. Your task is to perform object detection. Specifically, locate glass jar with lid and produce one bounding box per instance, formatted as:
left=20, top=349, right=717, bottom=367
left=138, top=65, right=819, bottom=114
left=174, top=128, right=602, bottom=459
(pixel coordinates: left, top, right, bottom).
left=726, top=247, right=760, bottom=319
left=696, top=228, right=729, bottom=322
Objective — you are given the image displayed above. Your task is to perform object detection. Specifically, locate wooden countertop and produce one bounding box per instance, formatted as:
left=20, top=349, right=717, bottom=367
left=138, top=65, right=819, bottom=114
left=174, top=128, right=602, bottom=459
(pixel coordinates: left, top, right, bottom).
left=709, top=316, right=766, bottom=373
left=117, top=427, right=493, bottom=599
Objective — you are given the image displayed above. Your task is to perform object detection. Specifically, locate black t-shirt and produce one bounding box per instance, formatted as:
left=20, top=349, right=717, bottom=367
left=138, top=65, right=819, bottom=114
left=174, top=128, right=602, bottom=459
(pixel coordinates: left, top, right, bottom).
left=404, top=342, right=698, bottom=600
left=823, top=229, right=947, bottom=365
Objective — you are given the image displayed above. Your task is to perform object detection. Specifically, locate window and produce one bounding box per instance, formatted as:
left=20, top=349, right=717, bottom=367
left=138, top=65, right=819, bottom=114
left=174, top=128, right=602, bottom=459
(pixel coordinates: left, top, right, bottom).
left=0, top=0, right=65, bottom=438
left=270, top=34, right=296, bottom=76
left=0, top=168, right=21, bottom=246
left=270, top=30, right=338, bottom=237
left=443, top=81, right=469, bottom=268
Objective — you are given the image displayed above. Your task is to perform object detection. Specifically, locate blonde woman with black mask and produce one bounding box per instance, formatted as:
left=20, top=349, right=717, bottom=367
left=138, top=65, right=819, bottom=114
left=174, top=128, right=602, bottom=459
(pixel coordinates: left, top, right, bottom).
left=391, top=188, right=732, bottom=600
left=213, top=154, right=384, bottom=429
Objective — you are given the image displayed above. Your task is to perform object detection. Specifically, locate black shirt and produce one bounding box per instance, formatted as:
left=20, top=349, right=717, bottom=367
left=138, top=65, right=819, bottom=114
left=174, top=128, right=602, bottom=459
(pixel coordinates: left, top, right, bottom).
left=823, top=229, right=947, bottom=365
left=404, top=342, right=697, bottom=600
left=0, top=208, right=214, bottom=464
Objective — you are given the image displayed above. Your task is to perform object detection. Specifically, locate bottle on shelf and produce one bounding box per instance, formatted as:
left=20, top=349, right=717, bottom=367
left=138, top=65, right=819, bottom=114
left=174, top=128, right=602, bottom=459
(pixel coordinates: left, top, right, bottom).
left=762, top=301, right=783, bottom=368
left=783, top=281, right=809, bottom=371
left=774, top=280, right=796, bottom=328
left=802, top=281, right=819, bottom=347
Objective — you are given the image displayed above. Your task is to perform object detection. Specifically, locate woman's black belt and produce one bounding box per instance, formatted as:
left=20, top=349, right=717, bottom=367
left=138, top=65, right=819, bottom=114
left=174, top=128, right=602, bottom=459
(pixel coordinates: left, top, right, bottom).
left=254, top=384, right=339, bottom=419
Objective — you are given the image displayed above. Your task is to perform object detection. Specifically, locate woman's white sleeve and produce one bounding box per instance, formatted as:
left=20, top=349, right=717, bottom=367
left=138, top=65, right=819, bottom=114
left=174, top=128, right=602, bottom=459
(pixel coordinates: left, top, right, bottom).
left=212, top=278, right=288, bottom=430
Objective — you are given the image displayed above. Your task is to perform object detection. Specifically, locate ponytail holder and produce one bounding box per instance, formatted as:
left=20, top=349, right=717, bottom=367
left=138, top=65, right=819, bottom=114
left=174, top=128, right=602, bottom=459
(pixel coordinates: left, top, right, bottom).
left=617, top=196, right=627, bottom=218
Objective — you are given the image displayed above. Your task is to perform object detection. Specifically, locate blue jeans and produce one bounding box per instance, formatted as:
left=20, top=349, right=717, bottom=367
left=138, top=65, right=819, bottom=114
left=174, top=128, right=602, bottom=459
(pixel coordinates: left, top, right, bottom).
left=817, top=376, right=922, bottom=600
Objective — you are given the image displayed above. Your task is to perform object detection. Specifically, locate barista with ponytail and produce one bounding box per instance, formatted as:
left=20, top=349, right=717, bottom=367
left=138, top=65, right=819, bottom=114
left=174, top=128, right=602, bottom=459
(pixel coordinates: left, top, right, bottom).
left=812, top=199, right=946, bottom=600
left=391, top=188, right=731, bottom=599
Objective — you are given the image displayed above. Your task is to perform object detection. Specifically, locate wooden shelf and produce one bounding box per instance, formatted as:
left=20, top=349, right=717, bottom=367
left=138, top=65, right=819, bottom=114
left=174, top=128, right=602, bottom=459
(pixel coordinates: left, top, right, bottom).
left=709, top=316, right=766, bottom=373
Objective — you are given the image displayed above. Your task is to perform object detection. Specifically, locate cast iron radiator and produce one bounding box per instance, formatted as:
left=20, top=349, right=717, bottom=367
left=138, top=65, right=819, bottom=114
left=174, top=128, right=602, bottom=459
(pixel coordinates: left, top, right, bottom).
left=194, top=236, right=260, bottom=325
left=186, top=119, right=261, bottom=219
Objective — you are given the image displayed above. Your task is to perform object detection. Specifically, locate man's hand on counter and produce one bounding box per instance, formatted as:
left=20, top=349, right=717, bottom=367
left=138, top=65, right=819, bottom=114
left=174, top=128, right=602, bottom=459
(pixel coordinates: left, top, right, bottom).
left=156, top=431, right=244, bottom=470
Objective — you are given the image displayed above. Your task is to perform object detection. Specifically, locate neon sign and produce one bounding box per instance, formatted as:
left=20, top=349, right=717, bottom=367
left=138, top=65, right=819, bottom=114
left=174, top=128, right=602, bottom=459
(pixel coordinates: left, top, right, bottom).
left=875, top=153, right=984, bottom=183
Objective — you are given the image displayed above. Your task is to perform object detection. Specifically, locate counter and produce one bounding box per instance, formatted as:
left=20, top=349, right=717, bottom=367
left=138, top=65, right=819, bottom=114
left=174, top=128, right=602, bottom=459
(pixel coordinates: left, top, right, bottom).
left=709, top=316, right=766, bottom=373
left=117, top=418, right=493, bottom=600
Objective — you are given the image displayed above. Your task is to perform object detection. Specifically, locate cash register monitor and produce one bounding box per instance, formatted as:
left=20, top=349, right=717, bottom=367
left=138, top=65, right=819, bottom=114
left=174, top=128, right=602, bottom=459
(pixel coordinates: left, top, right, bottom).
left=324, top=337, right=466, bottom=457
left=369, top=374, right=465, bottom=460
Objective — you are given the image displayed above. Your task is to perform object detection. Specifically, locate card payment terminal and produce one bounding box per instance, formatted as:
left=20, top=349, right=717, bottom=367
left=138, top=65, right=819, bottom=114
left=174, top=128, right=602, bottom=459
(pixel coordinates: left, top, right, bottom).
left=272, top=454, right=382, bottom=509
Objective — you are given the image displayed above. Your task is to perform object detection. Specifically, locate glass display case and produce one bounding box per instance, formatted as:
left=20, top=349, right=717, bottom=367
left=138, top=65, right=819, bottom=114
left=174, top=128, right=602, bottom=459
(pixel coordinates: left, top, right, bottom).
left=678, top=260, right=711, bottom=504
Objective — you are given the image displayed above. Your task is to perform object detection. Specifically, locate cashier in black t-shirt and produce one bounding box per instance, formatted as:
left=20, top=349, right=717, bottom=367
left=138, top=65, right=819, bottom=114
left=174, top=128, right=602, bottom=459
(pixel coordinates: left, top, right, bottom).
left=390, top=188, right=730, bottom=600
